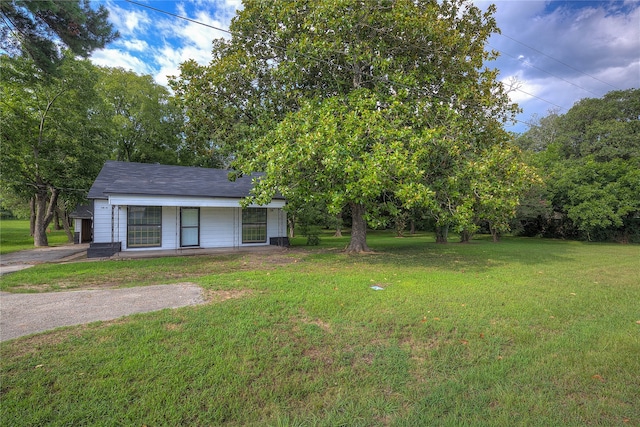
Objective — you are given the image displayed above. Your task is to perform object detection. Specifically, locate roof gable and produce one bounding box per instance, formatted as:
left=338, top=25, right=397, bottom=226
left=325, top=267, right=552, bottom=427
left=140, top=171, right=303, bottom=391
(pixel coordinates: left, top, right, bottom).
left=88, top=161, right=281, bottom=200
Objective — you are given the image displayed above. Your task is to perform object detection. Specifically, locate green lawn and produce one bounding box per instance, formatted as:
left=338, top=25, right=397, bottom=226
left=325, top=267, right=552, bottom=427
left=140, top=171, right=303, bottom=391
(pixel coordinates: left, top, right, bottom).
left=1, top=232, right=639, bottom=426
left=0, top=219, right=71, bottom=254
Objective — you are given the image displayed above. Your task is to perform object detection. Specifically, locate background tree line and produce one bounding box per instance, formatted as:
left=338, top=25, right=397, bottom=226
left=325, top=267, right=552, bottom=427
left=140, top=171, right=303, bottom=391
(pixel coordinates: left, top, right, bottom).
left=512, top=88, right=639, bottom=243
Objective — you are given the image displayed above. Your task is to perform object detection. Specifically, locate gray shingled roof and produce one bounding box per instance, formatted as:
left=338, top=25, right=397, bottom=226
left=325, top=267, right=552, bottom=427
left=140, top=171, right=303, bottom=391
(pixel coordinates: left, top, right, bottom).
left=69, top=203, right=93, bottom=218
left=88, top=161, right=283, bottom=200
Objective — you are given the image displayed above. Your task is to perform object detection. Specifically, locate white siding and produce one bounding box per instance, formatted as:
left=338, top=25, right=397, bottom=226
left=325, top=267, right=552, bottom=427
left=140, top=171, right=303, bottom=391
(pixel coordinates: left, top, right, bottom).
left=93, top=199, right=113, bottom=243
left=93, top=200, right=287, bottom=252
left=267, top=208, right=287, bottom=243
left=200, top=207, right=238, bottom=248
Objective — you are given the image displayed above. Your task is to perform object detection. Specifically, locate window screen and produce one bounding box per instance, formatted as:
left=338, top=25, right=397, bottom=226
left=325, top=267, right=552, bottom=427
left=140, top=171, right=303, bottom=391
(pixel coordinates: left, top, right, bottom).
left=127, top=206, right=162, bottom=247
left=242, top=208, right=267, bottom=243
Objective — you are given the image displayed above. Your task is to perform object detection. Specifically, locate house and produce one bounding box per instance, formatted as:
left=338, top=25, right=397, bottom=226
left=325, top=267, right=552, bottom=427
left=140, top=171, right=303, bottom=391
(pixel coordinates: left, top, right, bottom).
left=85, top=161, right=287, bottom=258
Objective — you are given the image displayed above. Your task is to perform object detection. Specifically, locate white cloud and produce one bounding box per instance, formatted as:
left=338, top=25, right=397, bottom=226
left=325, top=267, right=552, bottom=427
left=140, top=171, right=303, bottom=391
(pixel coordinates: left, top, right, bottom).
left=153, top=45, right=205, bottom=87
left=91, top=48, right=154, bottom=75
left=147, top=6, right=234, bottom=86
left=92, top=0, right=239, bottom=85
left=480, top=1, right=640, bottom=131
left=122, top=39, right=149, bottom=52
left=103, top=1, right=151, bottom=36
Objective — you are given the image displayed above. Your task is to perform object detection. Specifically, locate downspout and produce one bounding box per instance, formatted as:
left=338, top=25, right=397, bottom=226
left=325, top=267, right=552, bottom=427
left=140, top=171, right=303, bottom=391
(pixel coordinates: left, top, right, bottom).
left=117, top=206, right=120, bottom=247
left=111, top=205, right=115, bottom=244
left=235, top=207, right=239, bottom=248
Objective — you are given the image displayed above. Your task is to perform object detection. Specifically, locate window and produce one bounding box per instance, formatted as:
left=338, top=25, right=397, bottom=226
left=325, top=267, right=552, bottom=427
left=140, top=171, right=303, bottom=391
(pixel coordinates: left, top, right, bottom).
left=242, top=208, right=267, bottom=243
left=127, top=206, right=162, bottom=247
left=181, top=207, right=199, bottom=247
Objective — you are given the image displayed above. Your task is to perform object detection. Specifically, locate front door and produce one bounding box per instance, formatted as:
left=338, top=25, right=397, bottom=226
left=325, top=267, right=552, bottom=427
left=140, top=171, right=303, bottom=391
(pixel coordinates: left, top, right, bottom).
left=180, top=208, right=199, bottom=247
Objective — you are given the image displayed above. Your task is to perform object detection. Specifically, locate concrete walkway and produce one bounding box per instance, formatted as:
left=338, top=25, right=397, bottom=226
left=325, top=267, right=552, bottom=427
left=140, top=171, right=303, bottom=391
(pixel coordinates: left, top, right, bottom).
left=110, top=244, right=285, bottom=259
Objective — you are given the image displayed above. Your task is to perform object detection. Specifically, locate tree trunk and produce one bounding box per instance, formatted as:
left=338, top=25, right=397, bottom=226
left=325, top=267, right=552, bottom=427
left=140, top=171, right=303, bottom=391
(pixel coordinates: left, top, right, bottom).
left=394, top=212, right=407, bottom=237
left=57, top=206, right=74, bottom=243
left=334, top=213, right=342, bottom=237
left=460, top=229, right=473, bottom=243
left=53, top=208, right=62, bottom=230
left=29, top=197, right=36, bottom=236
left=490, top=223, right=500, bottom=242
left=435, top=225, right=449, bottom=243
left=345, top=203, right=370, bottom=253
left=288, top=217, right=295, bottom=238
left=410, top=219, right=416, bottom=235
left=33, top=186, right=60, bottom=247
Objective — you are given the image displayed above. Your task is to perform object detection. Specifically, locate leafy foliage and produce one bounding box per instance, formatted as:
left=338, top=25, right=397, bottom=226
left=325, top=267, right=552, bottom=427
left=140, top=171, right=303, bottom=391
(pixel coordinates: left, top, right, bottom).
left=172, top=0, right=529, bottom=251
left=515, top=89, right=640, bottom=242
left=1, top=56, right=195, bottom=246
left=96, top=68, right=189, bottom=166
left=1, top=54, right=110, bottom=245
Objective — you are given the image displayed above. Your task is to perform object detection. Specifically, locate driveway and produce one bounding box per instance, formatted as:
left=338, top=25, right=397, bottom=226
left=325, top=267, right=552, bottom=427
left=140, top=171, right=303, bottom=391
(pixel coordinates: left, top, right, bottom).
left=0, top=244, right=206, bottom=341
left=0, top=284, right=204, bottom=341
left=0, top=244, right=89, bottom=275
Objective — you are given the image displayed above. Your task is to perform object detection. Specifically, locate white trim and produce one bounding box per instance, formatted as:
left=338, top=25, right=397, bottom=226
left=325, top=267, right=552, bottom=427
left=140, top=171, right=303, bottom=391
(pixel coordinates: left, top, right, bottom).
left=106, top=194, right=285, bottom=209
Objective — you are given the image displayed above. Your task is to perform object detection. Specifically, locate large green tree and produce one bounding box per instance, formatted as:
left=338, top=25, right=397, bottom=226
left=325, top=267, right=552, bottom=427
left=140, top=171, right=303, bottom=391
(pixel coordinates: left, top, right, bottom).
left=96, top=68, right=190, bottom=166
left=515, top=89, right=640, bottom=242
left=0, top=0, right=118, bottom=74
left=1, top=54, right=110, bottom=246
left=172, top=0, right=523, bottom=252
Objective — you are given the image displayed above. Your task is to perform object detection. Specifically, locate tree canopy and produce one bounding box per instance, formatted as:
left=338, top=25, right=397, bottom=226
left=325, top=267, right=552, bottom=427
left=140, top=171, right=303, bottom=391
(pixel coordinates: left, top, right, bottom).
left=1, top=55, right=193, bottom=246
left=96, top=68, right=193, bottom=166
left=514, top=88, right=640, bottom=242
left=172, top=0, right=530, bottom=251
left=0, top=0, right=118, bottom=73
left=1, top=53, right=109, bottom=245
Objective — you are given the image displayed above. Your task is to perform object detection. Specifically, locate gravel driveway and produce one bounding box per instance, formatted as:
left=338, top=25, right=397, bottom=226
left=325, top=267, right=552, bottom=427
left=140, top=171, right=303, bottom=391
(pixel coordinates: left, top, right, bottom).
left=0, top=284, right=204, bottom=341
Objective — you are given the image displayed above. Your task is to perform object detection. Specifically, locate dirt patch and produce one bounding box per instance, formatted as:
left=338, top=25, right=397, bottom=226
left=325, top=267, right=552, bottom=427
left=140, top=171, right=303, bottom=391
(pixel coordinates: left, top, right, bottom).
left=203, top=288, right=255, bottom=303
left=302, top=318, right=332, bottom=333
left=1, top=325, right=89, bottom=359
left=295, top=307, right=333, bottom=333
left=236, top=250, right=307, bottom=270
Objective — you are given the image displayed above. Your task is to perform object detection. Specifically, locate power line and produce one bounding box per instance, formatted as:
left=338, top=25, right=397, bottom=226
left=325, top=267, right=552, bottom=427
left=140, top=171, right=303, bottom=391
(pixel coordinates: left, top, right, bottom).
left=514, top=88, right=568, bottom=112
left=487, top=42, right=602, bottom=98
left=498, top=32, right=622, bottom=92
left=124, top=0, right=231, bottom=35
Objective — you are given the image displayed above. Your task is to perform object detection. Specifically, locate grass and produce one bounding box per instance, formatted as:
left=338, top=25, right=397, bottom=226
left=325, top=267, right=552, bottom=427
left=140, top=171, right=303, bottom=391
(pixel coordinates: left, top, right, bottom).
left=0, top=219, right=70, bottom=254
left=1, top=231, right=639, bottom=426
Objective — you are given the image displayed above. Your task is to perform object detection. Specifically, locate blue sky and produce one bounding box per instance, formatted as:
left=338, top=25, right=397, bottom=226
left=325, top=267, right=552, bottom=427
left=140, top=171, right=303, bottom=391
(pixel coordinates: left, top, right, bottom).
left=90, top=0, right=640, bottom=133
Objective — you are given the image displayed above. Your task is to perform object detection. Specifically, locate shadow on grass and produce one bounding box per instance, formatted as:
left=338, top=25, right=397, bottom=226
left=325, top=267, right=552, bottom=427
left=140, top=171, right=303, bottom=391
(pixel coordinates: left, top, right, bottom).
left=295, top=232, right=578, bottom=274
